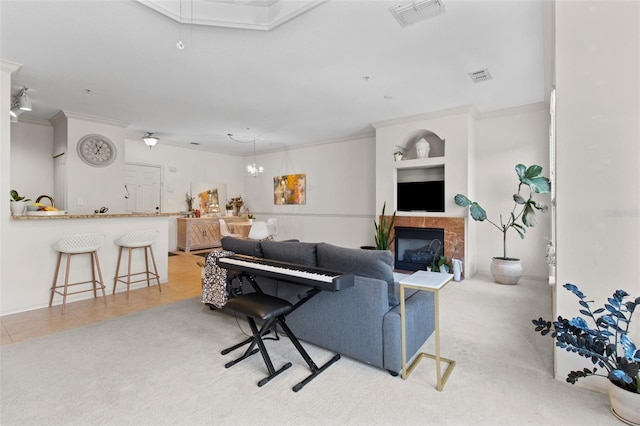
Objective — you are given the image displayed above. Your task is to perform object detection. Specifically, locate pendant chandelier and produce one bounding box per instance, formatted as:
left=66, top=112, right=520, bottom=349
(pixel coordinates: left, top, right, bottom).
left=227, top=132, right=264, bottom=178
left=247, top=139, right=264, bottom=178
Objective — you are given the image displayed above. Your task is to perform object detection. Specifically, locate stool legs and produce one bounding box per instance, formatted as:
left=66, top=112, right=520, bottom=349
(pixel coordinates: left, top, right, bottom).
left=113, top=245, right=161, bottom=299
left=49, top=252, right=63, bottom=308
left=145, top=246, right=161, bottom=291
left=49, top=251, right=107, bottom=314
left=222, top=317, right=292, bottom=387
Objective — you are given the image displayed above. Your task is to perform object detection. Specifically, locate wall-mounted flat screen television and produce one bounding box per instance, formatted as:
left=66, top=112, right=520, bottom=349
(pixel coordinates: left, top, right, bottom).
left=397, top=181, right=445, bottom=212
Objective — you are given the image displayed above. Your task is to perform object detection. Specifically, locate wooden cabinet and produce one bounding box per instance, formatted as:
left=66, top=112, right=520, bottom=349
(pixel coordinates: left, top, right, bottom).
left=177, top=217, right=244, bottom=252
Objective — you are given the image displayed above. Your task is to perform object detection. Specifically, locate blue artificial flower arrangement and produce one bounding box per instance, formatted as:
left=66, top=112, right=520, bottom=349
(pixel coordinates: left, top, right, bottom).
left=532, top=283, right=639, bottom=393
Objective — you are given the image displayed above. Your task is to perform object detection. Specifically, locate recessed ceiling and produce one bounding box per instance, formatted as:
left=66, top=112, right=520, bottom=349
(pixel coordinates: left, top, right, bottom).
left=0, top=1, right=549, bottom=155
left=137, top=0, right=327, bottom=31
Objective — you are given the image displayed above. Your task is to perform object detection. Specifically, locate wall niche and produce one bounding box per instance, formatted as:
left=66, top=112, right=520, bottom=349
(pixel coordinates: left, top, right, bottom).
left=398, top=129, right=445, bottom=160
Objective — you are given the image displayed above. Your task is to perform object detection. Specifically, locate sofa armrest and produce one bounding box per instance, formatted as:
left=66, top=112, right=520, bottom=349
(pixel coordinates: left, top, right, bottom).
left=285, top=276, right=389, bottom=369
left=382, top=290, right=436, bottom=373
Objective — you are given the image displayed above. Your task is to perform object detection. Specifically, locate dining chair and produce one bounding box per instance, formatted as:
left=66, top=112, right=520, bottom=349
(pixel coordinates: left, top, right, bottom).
left=266, top=218, right=278, bottom=240
left=248, top=221, right=270, bottom=240
left=219, top=219, right=242, bottom=238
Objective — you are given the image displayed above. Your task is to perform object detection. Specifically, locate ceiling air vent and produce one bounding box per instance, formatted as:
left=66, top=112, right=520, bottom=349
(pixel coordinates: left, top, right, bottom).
left=390, top=0, right=446, bottom=27
left=469, top=69, right=493, bottom=83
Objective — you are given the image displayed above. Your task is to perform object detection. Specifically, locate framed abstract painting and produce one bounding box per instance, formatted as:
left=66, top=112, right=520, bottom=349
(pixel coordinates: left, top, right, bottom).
left=274, top=174, right=306, bottom=205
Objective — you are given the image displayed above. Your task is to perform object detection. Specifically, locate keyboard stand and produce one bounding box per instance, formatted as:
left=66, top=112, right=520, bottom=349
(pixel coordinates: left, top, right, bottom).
left=223, top=272, right=341, bottom=392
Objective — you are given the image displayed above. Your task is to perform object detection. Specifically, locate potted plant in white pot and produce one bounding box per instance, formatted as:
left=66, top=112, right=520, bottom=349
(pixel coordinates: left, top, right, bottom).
left=9, top=190, right=31, bottom=216
left=533, top=283, right=639, bottom=424
left=454, top=163, right=550, bottom=284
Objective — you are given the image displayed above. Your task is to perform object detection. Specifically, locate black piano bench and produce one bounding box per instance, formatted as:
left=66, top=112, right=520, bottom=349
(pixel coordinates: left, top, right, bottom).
left=221, top=292, right=294, bottom=388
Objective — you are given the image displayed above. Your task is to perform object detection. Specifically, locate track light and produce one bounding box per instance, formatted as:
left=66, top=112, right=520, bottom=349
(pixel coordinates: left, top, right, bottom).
left=142, top=132, right=159, bottom=147
left=10, top=87, right=32, bottom=119
left=18, top=89, right=32, bottom=111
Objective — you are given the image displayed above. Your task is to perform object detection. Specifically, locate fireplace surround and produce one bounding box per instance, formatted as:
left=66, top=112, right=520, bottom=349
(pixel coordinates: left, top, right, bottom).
left=383, top=216, right=465, bottom=278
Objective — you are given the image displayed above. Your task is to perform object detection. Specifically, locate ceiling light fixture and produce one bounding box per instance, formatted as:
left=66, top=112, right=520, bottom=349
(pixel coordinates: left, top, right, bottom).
left=18, top=90, right=32, bottom=111
left=142, top=132, right=159, bottom=147
left=227, top=132, right=254, bottom=144
left=247, top=139, right=264, bottom=178
left=176, top=0, right=193, bottom=50
left=228, top=131, right=264, bottom=178
left=10, top=87, right=32, bottom=113
left=390, top=0, right=446, bottom=27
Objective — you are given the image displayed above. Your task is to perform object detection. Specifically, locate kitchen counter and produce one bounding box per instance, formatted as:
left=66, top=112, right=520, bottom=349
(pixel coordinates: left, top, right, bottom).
left=3, top=212, right=175, bottom=315
left=11, top=212, right=180, bottom=220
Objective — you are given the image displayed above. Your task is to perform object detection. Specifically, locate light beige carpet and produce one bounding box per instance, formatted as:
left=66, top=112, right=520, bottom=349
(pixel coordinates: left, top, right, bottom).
left=0, top=274, right=617, bottom=425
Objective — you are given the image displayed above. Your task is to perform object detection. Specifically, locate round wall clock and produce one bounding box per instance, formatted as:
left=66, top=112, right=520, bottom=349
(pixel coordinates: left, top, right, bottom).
left=77, top=134, right=117, bottom=167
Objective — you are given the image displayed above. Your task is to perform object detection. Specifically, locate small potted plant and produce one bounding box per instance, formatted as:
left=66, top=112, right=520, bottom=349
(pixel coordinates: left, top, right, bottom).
left=9, top=190, right=31, bottom=216
left=454, top=163, right=550, bottom=284
left=431, top=255, right=449, bottom=273
left=532, top=283, right=639, bottom=424
left=374, top=202, right=396, bottom=250
left=394, top=150, right=404, bottom=161
left=247, top=213, right=255, bottom=224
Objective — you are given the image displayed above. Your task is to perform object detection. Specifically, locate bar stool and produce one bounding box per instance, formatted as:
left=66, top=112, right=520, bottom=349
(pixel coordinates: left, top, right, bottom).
left=113, top=230, right=161, bottom=298
left=49, top=233, right=107, bottom=314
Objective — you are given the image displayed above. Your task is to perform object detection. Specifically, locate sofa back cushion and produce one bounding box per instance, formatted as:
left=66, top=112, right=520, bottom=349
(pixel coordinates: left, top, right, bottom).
left=221, top=237, right=263, bottom=257
left=316, top=243, right=397, bottom=305
left=260, top=241, right=318, bottom=266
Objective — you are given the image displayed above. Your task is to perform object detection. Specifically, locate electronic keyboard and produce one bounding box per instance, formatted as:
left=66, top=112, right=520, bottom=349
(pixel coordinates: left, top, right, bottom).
left=217, top=254, right=354, bottom=292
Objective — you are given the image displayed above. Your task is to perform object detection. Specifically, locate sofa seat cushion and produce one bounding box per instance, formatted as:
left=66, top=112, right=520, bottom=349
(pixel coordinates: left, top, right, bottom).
left=260, top=241, right=318, bottom=266
left=221, top=237, right=263, bottom=257
left=316, top=243, right=397, bottom=305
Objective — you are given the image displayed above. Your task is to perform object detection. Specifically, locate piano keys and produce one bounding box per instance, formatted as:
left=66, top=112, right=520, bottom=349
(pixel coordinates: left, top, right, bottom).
left=216, top=254, right=354, bottom=292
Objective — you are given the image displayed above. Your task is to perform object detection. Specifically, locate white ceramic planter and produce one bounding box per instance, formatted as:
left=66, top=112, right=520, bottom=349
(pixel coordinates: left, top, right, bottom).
left=489, top=257, right=523, bottom=285
left=609, top=381, right=640, bottom=425
left=10, top=201, right=28, bottom=216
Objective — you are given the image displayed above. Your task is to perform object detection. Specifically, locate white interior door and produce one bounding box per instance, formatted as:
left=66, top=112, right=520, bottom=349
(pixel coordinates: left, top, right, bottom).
left=124, top=164, right=161, bottom=213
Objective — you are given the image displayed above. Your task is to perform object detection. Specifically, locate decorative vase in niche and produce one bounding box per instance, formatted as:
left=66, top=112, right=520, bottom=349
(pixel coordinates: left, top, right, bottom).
left=416, top=138, right=430, bottom=158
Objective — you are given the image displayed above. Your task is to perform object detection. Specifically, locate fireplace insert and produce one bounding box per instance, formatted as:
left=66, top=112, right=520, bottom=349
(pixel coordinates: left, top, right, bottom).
left=394, top=227, right=445, bottom=271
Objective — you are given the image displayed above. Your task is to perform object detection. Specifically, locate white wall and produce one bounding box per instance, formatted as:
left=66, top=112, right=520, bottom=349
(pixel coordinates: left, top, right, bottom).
left=475, top=103, right=551, bottom=278
left=373, top=106, right=473, bottom=219
left=9, top=119, right=54, bottom=203
left=124, top=138, right=247, bottom=251
left=53, top=112, right=129, bottom=214
left=555, top=0, right=640, bottom=393
left=373, top=104, right=551, bottom=278
left=243, top=136, right=377, bottom=248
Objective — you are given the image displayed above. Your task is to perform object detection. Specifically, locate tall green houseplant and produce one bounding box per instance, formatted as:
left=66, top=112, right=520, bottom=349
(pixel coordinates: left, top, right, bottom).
left=374, top=202, right=396, bottom=250
left=454, top=163, right=550, bottom=284
left=454, top=164, right=550, bottom=259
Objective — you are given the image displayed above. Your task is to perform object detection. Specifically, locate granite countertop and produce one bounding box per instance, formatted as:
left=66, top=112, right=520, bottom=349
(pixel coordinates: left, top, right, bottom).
left=11, top=212, right=181, bottom=220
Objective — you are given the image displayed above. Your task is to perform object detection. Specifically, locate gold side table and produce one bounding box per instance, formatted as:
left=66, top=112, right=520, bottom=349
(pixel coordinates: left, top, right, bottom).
left=400, top=270, right=455, bottom=391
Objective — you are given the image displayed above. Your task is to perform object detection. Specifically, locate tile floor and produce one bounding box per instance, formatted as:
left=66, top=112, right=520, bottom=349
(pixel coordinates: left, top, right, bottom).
left=0, top=250, right=209, bottom=346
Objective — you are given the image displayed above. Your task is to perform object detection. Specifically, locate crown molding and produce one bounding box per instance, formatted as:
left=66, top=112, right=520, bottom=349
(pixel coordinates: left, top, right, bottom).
left=371, top=105, right=479, bottom=129
left=49, top=110, right=129, bottom=128
left=1, top=59, right=22, bottom=74
left=475, top=102, right=548, bottom=120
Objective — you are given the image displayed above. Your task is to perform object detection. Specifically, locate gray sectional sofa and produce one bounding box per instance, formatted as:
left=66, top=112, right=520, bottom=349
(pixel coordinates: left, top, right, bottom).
left=219, top=237, right=436, bottom=375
